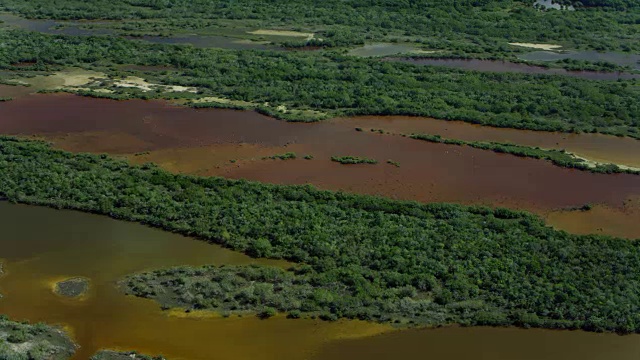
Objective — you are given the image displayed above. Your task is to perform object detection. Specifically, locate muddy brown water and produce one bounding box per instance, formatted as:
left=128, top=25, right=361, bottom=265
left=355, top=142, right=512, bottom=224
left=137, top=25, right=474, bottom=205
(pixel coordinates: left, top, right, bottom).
left=332, top=115, right=640, bottom=168
left=519, top=51, right=640, bottom=71
left=0, top=84, right=36, bottom=99
left=0, top=94, right=639, bottom=239
left=0, top=202, right=389, bottom=360
left=2, top=194, right=640, bottom=360
left=390, top=58, right=640, bottom=81
left=315, top=326, right=640, bottom=360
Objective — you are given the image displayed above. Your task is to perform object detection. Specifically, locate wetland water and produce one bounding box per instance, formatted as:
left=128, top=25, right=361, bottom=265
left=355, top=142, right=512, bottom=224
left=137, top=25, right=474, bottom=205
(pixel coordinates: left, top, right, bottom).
left=0, top=13, right=274, bottom=50
left=0, top=202, right=388, bottom=360
left=390, top=58, right=640, bottom=80
left=316, top=326, right=640, bottom=360
left=0, top=93, right=639, bottom=238
left=519, top=51, right=640, bottom=71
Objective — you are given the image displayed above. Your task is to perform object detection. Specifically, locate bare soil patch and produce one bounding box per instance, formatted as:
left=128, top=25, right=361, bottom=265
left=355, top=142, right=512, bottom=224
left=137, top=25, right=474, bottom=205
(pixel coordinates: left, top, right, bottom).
left=509, top=42, right=562, bottom=50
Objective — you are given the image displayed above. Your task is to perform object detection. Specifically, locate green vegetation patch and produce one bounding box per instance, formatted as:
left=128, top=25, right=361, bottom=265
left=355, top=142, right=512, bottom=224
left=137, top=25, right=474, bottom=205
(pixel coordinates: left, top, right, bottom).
left=262, top=152, right=296, bottom=160
left=1, top=137, right=640, bottom=333
left=0, top=315, right=76, bottom=360
left=1, top=0, right=638, bottom=52
left=331, top=156, right=378, bottom=164
left=410, top=133, right=640, bottom=175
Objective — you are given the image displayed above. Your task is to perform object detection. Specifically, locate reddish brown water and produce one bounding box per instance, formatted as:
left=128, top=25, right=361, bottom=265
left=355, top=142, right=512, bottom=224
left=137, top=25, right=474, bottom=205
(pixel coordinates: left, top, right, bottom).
left=2, top=94, right=640, bottom=359
left=545, top=197, right=640, bottom=240
left=332, top=116, right=640, bottom=168
left=389, top=58, right=640, bottom=81
left=0, top=84, right=35, bottom=99
left=0, top=94, right=639, bottom=238
left=315, top=326, right=640, bottom=360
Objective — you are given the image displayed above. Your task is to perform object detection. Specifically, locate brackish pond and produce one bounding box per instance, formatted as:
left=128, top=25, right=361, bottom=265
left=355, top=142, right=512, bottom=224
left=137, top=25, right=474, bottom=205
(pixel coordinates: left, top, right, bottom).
left=348, top=43, right=420, bottom=57
left=519, top=51, right=640, bottom=71
left=0, top=13, right=275, bottom=50
left=390, top=58, right=640, bottom=80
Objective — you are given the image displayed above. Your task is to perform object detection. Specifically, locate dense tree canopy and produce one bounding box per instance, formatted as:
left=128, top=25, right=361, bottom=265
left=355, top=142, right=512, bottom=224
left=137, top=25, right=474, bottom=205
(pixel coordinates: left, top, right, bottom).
left=1, top=0, right=638, bottom=51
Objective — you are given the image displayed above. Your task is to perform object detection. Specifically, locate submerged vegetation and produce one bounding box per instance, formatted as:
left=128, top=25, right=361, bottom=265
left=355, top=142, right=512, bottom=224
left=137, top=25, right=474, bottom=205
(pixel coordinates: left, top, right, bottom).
left=0, top=315, right=76, bottom=360
left=1, top=30, right=640, bottom=137
left=1, top=137, right=640, bottom=334
left=410, top=133, right=640, bottom=174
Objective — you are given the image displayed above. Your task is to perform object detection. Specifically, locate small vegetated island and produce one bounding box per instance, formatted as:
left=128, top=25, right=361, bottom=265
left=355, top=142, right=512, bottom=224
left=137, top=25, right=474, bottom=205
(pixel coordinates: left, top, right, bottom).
left=1, top=137, right=640, bottom=334
left=331, top=156, right=378, bottom=165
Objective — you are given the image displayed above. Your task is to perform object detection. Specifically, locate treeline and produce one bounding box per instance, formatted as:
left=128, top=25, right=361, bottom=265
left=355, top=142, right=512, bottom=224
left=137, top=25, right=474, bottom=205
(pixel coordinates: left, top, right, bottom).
left=2, top=30, right=640, bottom=137
left=553, top=0, right=639, bottom=10
left=1, top=0, right=638, bottom=51
left=2, top=137, right=640, bottom=333
left=409, top=133, right=640, bottom=174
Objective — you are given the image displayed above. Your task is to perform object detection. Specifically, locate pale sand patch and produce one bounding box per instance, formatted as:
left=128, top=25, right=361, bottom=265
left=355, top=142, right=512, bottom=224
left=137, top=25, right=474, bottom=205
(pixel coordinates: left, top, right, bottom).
left=248, top=29, right=314, bottom=40
left=191, top=96, right=254, bottom=107
left=509, top=42, right=562, bottom=50
left=12, top=68, right=103, bottom=89
left=5, top=79, right=29, bottom=86
left=56, top=68, right=104, bottom=87
left=92, top=88, right=115, bottom=94
left=573, top=154, right=640, bottom=172
left=8, top=69, right=198, bottom=94
left=113, top=76, right=198, bottom=93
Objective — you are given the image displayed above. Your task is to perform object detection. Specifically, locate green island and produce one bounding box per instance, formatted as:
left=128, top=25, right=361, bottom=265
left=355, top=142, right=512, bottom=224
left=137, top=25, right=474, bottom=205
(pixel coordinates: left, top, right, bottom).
left=1, top=29, right=640, bottom=137
left=262, top=152, right=297, bottom=160
left=0, top=315, right=76, bottom=360
left=331, top=156, right=378, bottom=165
left=409, top=133, right=640, bottom=175
left=1, top=136, right=639, bottom=334
left=53, top=277, right=90, bottom=298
